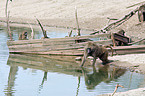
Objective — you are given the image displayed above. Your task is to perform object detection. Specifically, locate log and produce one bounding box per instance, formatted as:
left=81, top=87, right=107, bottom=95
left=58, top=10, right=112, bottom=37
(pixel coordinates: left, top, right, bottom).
left=128, top=38, right=145, bottom=45
left=112, top=45, right=145, bottom=55
left=8, top=39, right=113, bottom=53
left=90, top=8, right=139, bottom=35
left=7, top=33, right=111, bottom=46
left=9, top=44, right=145, bottom=56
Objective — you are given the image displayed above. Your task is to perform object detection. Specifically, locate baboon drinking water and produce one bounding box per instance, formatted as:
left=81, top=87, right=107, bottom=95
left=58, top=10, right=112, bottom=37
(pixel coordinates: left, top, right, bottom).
left=81, top=42, right=113, bottom=67
left=19, top=31, right=28, bottom=40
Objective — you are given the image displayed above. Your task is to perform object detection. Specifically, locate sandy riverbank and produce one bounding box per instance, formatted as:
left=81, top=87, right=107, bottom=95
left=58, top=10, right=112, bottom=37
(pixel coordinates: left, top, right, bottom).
left=0, top=0, right=145, bottom=96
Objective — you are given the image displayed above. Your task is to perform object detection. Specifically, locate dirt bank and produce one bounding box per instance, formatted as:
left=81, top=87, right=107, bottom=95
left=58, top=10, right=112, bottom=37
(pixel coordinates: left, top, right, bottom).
left=98, top=88, right=145, bottom=96
left=0, top=0, right=145, bottom=96
left=109, top=53, right=145, bottom=74
left=0, top=0, right=144, bottom=30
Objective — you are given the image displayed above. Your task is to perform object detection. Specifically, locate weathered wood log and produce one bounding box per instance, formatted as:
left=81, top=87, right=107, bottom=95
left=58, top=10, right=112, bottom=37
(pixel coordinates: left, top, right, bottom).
left=128, top=38, right=145, bottom=45
left=8, top=39, right=113, bottom=53
left=7, top=33, right=111, bottom=46
left=112, top=45, right=145, bottom=55
left=8, top=33, right=145, bottom=56
left=68, top=30, right=72, bottom=37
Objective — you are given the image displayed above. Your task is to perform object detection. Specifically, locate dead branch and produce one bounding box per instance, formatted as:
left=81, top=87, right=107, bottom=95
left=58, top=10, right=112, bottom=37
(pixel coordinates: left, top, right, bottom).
left=36, top=17, right=49, bottom=38
left=127, top=1, right=145, bottom=8
left=27, top=21, right=34, bottom=39
left=107, top=17, right=118, bottom=24
left=112, top=84, right=124, bottom=96
left=128, top=38, right=145, bottom=45
left=6, top=0, right=13, bottom=40
left=7, top=11, right=12, bottom=40
left=68, top=30, right=72, bottom=37
left=75, top=7, right=81, bottom=36
left=90, top=8, right=139, bottom=35
left=5, top=0, right=9, bottom=17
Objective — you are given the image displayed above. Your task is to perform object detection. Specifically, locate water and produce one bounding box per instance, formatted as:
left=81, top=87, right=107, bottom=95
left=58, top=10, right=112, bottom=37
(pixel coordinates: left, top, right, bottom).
left=0, top=25, right=145, bottom=96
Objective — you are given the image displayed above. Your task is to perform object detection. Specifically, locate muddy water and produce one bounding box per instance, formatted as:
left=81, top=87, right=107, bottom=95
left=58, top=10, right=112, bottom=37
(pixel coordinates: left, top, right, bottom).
left=0, top=26, right=145, bottom=96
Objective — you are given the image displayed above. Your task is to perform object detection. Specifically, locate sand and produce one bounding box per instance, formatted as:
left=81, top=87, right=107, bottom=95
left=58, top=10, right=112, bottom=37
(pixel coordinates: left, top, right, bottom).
left=0, top=0, right=145, bottom=96
left=0, top=0, right=144, bottom=30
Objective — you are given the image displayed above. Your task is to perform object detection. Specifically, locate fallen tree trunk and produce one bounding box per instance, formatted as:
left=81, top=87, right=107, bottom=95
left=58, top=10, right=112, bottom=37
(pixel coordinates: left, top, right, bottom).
left=90, top=8, right=139, bottom=35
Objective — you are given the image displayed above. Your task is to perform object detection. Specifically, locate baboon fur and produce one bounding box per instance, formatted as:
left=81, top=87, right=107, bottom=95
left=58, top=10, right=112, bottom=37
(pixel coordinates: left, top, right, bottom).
left=81, top=42, right=113, bottom=67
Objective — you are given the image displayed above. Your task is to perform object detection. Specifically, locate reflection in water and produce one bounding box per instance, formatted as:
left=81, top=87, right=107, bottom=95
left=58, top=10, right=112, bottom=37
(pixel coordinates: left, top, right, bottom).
left=4, top=54, right=145, bottom=96
left=76, top=76, right=80, bottom=96
left=82, top=66, right=126, bottom=89
left=38, top=72, right=48, bottom=94
left=1, top=25, right=145, bottom=96
left=4, top=65, right=18, bottom=96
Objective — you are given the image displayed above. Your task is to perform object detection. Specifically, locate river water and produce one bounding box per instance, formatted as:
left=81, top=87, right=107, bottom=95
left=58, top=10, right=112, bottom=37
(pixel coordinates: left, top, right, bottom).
left=0, top=25, right=145, bottom=96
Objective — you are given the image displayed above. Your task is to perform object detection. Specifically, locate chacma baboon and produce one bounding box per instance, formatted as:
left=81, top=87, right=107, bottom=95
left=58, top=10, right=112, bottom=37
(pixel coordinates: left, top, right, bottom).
left=19, top=31, right=28, bottom=40
left=81, top=42, right=113, bottom=67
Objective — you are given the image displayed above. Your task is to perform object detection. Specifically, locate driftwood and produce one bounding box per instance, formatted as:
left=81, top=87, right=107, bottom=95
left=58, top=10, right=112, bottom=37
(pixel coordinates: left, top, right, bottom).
left=68, top=30, right=72, bottom=37
left=112, top=84, right=124, bottom=96
left=6, top=11, right=12, bottom=40
left=27, top=21, right=34, bottom=39
left=5, top=0, right=9, bottom=17
left=5, top=0, right=13, bottom=40
left=36, top=18, right=49, bottom=38
left=128, top=38, right=145, bottom=45
left=127, top=1, right=145, bottom=8
left=90, top=8, right=139, bottom=35
left=75, top=7, right=81, bottom=36
left=7, top=33, right=112, bottom=56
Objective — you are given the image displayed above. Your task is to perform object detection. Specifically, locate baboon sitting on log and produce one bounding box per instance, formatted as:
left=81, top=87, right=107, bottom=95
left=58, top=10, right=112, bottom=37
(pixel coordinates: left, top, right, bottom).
left=19, top=31, right=28, bottom=40
left=81, top=42, right=113, bottom=67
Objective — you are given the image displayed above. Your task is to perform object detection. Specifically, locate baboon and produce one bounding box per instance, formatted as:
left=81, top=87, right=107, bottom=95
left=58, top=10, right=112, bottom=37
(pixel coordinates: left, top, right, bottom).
left=81, top=42, right=113, bottom=67
left=19, top=31, right=28, bottom=40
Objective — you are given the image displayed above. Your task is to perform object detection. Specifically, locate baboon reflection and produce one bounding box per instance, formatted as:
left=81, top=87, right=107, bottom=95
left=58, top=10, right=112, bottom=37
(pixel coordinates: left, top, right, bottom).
left=82, top=66, right=126, bottom=89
